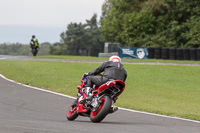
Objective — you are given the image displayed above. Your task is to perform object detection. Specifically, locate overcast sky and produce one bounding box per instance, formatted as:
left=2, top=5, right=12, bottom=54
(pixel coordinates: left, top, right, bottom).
left=0, top=0, right=105, bottom=44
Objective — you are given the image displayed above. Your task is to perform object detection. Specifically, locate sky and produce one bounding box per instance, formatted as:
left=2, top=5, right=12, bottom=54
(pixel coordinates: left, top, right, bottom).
left=0, top=0, right=105, bottom=44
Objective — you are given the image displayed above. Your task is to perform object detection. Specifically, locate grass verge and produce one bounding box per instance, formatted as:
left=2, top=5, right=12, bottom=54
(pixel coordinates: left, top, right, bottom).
left=36, top=55, right=200, bottom=64
left=0, top=60, right=200, bottom=121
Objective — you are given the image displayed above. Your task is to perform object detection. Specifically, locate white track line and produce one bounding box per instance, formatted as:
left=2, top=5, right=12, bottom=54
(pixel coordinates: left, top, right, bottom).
left=0, top=74, right=200, bottom=124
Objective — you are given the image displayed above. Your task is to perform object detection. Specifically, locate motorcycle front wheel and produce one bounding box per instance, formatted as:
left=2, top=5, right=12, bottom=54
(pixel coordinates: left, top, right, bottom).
left=67, top=106, right=78, bottom=121
left=90, top=95, right=112, bottom=123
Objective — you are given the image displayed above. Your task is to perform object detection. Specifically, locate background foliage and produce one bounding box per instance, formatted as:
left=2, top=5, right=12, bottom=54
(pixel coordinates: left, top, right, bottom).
left=1, top=0, right=200, bottom=56
left=0, top=43, right=51, bottom=56
left=50, top=14, right=104, bottom=56
left=101, top=0, right=200, bottom=48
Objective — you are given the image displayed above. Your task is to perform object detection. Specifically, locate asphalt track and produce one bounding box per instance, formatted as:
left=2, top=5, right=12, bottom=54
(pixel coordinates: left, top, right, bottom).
left=0, top=55, right=200, bottom=133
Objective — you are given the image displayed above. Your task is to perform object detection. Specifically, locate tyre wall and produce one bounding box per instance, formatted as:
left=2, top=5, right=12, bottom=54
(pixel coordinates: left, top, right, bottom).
left=147, top=48, right=200, bottom=61
left=154, top=47, right=162, bottom=59
left=148, top=47, right=155, bottom=59
left=169, top=48, right=176, bottom=60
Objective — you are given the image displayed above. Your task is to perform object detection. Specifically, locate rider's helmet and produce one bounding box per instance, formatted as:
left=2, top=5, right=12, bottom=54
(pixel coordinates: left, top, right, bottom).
left=32, top=35, right=35, bottom=38
left=109, top=55, right=121, bottom=63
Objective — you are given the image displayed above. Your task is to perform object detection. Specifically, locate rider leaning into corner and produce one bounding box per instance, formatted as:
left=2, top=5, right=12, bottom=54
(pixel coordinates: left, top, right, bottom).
left=30, top=35, right=39, bottom=49
left=74, top=55, right=127, bottom=113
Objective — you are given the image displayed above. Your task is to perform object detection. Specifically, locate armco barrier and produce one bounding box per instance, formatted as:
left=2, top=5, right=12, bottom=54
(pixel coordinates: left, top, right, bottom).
left=148, top=48, right=200, bottom=61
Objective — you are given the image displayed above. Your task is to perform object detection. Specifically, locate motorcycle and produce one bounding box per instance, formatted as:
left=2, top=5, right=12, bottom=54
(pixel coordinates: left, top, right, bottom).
left=30, top=45, right=39, bottom=56
left=67, top=75, right=125, bottom=123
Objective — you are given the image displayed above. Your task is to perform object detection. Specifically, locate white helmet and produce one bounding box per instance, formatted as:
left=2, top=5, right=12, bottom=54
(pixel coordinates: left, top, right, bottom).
left=109, top=55, right=121, bottom=63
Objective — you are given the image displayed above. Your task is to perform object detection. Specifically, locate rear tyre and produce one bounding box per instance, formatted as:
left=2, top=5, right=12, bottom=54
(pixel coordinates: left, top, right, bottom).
left=90, top=95, right=112, bottom=123
left=32, top=49, right=38, bottom=56
left=67, top=106, right=78, bottom=121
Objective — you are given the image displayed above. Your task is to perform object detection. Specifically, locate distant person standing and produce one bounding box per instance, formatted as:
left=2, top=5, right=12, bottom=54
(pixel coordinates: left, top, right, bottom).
left=30, top=35, right=39, bottom=56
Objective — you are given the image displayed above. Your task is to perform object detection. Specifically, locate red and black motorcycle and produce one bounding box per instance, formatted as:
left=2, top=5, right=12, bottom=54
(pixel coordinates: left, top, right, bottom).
left=67, top=76, right=125, bottom=123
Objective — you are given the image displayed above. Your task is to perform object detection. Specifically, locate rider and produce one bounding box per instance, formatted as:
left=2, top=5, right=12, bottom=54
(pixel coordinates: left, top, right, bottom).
left=30, top=35, right=39, bottom=49
left=77, top=55, right=127, bottom=113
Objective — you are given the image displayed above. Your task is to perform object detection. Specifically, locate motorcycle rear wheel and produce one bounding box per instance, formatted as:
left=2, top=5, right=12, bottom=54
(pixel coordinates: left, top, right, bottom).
left=67, top=106, right=78, bottom=121
left=90, top=95, right=112, bottom=123
left=31, top=49, right=38, bottom=56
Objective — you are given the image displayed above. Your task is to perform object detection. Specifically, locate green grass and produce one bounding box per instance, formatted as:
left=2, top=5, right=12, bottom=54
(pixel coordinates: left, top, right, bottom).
left=0, top=60, right=200, bottom=121
left=36, top=55, right=200, bottom=64
left=36, top=55, right=108, bottom=60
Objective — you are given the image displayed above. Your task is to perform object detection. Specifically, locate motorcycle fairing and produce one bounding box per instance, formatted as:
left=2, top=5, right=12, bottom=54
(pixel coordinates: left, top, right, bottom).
left=96, top=80, right=125, bottom=97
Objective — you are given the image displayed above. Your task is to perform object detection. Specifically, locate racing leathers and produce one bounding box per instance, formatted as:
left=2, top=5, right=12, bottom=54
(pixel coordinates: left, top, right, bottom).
left=30, top=37, right=39, bottom=49
left=85, top=61, right=127, bottom=88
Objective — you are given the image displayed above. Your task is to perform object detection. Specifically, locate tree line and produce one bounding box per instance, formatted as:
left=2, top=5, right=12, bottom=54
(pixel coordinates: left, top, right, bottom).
left=0, top=43, right=51, bottom=56
left=1, top=0, right=200, bottom=56
left=101, top=0, right=200, bottom=48
left=50, top=14, right=104, bottom=56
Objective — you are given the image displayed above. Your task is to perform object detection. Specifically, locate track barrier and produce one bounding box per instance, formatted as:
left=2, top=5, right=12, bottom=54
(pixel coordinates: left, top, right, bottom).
left=148, top=48, right=200, bottom=61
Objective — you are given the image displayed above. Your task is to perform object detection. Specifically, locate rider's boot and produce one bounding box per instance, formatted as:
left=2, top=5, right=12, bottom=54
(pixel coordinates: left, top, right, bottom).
left=80, top=87, right=93, bottom=104
left=72, top=92, right=82, bottom=107
left=109, top=106, right=118, bottom=113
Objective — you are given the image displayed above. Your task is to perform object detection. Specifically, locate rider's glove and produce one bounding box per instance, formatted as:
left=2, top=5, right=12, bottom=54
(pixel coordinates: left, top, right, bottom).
left=83, top=72, right=89, bottom=77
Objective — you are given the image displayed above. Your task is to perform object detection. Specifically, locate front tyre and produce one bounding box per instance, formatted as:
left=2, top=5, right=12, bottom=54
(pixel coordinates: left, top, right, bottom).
left=67, top=106, right=78, bottom=121
left=90, top=95, right=112, bottom=123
